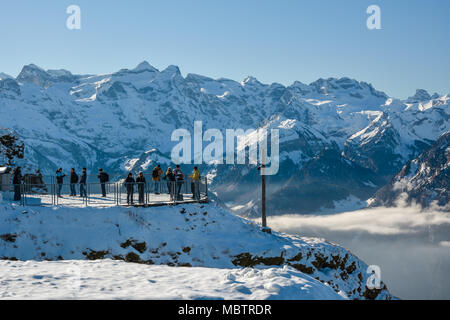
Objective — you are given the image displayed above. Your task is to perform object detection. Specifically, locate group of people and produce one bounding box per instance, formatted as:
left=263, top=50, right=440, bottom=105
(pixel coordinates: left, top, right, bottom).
left=55, top=168, right=109, bottom=198
left=123, top=165, right=201, bottom=205
left=10, top=165, right=202, bottom=205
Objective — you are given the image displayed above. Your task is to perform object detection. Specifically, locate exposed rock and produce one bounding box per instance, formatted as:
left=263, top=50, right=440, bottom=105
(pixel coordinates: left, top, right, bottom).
left=0, top=234, right=17, bottom=243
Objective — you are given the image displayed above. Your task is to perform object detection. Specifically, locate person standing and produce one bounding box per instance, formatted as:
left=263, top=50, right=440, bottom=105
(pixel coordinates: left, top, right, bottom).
left=136, top=171, right=146, bottom=204
left=97, top=169, right=109, bottom=197
left=12, top=167, right=22, bottom=201
left=151, top=164, right=163, bottom=194
left=56, top=168, right=66, bottom=198
left=69, top=168, right=78, bottom=196
left=79, top=168, right=87, bottom=198
left=189, top=166, right=201, bottom=201
left=173, top=165, right=184, bottom=200
left=124, top=172, right=135, bottom=205
left=164, top=167, right=175, bottom=200
left=35, top=169, right=47, bottom=192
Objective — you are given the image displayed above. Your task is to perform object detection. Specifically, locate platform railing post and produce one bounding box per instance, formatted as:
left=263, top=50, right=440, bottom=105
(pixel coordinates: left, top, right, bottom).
left=52, top=177, right=54, bottom=206
left=205, top=177, right=208, bottom=202
left=52, top=177, right=55, bottom=206
left=21, top=184, right=25, bottom=206
left=173, top=181, right=177, bottom=205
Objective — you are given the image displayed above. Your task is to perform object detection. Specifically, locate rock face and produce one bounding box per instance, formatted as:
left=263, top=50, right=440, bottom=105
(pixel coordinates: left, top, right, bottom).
left=267, top=147, right=384, bottom=214
left=372, top=132, right=449, bottom=208
left=0, top=203, right=394, bottom=300
left=0, top=62, right=449, bottom=214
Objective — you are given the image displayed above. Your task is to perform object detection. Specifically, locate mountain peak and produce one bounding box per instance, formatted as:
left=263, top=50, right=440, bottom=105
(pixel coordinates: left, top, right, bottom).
left=26, top=63, right=45, bottom=71
left=16, top=64, right=51, bottom=86
left=241, top=76, right=263, bottom=87
left=431, top=92, right=440, bottom=100
left=308, top=77, right=387, bottom=99
left=161, top=65, right=181, bottom=76
left=407, top=89, right=431, bottom=103
left=0, top=72, right=13, bottom=80
left=133, top=61, right=158, bottom=72
left=16, top=64, right=77, bottom=85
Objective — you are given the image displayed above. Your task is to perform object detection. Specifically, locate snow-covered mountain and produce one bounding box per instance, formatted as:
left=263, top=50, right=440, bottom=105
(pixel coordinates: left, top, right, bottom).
left=371, top=131, right=449, bottom=208
left=0, top=62, right=448, bottom=214
left=0, top=202, right=394, bottom=300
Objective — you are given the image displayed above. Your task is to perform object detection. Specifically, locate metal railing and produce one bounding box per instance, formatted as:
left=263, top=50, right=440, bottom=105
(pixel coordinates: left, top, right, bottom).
left=0, top=177, right=208, bottom=207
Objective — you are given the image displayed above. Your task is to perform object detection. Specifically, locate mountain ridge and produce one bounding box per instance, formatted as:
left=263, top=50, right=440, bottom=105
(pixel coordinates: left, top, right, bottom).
left=1, top=61, right=448, bottom=214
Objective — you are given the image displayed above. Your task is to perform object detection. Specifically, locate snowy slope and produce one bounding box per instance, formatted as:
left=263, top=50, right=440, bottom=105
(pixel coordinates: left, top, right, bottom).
left=0, top=202, right=393, bottom=300
left=0, top=260, right=344, bottom=300
left=0, top=62, right=448, bottom=213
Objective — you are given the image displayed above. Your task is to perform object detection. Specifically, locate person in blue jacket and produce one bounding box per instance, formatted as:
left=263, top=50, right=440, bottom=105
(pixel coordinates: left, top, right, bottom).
left=56, top=168, right=66, bottom=198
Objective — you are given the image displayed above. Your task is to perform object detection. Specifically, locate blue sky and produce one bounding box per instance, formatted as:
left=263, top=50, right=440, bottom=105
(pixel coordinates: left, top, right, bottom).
left=0, top=0, right=448, bottom=98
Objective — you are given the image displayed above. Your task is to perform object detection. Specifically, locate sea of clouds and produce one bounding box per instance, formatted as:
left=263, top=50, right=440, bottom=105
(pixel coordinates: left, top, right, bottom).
left=265, top=197, right=450, bottom=300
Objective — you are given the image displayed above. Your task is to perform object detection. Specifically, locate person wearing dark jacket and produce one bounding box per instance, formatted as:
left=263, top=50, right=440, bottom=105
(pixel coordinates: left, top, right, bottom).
left=173, top=165, right=184, bottom=200
left=163, top=167, right=176, bottom=200
left=79, top=168, right=87, bottom=197
left=69, top=168, right=78, bottom=196
left=124, top=173, right=135, bottom=205
left=56, top=168, right=66, bottom=198
left=12, top=167, right=22, bottom=201
left=136, top=172, right=146, bottom=204
left=97, top=169, right=109, bottom=197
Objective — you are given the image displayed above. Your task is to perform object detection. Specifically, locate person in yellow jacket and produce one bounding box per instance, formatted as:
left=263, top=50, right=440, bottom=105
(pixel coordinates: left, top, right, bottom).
left=152, top=164, right=164, bottom=194
left=189, top=166, right=201, bottom=200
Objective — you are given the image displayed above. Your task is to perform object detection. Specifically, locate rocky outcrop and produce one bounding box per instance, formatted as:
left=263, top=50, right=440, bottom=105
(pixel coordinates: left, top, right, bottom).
left=372, top=132, right=449, bottom=208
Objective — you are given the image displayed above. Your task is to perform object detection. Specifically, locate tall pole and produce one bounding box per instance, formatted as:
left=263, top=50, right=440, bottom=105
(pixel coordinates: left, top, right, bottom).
left=261, top=165, right=267, bottom=228
left=259, top=147, right=270, bottom=233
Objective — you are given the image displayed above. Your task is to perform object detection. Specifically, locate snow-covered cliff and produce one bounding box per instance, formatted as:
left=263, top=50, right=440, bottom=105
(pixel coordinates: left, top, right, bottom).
left=0, top=202, right=393, bottom=300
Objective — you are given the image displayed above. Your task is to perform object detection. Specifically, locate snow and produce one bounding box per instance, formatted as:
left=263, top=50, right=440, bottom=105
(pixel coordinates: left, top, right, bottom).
left=0, top=202, right=394, bottom=299
left=0, top=260, right=345, bottom=300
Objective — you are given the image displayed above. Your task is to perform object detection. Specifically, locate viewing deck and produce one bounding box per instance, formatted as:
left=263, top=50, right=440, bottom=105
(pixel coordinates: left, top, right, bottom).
left=1, top=177, right=209, bottom=207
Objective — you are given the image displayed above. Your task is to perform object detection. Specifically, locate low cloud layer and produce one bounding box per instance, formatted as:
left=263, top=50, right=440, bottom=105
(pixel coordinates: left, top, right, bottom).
left=267, top=203, right=450, bottom=236
left=263, top=203, right=450, bottom=300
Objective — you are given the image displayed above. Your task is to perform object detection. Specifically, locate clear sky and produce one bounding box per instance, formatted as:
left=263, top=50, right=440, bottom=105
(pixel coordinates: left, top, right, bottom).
left=0, top=0, right=448, bottom=98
